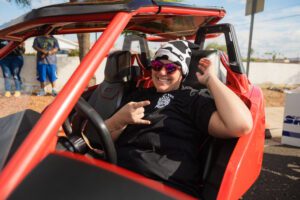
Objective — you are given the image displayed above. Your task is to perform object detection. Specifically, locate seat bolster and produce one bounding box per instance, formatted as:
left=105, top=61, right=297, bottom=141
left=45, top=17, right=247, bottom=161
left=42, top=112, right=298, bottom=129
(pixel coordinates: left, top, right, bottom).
left=104, top=51, right=131, bottom=83
left=183, top=50, right=226, bottom=89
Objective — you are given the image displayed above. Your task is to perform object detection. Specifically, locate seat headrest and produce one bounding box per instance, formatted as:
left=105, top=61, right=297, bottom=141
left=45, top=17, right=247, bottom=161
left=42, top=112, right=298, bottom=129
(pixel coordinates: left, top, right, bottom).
left=183, top=50, right=225, bottom=89
left=104, top=50, right=132, bottom=83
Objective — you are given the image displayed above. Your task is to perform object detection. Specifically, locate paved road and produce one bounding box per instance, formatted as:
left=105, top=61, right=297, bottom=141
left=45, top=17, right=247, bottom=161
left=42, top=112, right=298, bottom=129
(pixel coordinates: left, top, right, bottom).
left=243, top=107, right=300, bottom=200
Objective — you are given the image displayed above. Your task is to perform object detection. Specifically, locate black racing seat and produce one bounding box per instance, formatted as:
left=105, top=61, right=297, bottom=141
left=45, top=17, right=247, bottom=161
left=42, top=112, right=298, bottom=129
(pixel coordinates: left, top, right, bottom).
left=183, top=49, right=226, bottom=89
left=87, top=50, right=138, bottom=119
left=0, top=110, right=41, bottom=170
left=183, top=49, right=237, bottom=200
left=72, top=50, right=139, bottom=146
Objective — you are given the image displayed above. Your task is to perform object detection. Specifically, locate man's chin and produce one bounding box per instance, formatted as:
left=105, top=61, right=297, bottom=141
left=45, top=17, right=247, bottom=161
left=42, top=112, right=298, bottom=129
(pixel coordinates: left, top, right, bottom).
left=156, top=86, right=172, bottom=93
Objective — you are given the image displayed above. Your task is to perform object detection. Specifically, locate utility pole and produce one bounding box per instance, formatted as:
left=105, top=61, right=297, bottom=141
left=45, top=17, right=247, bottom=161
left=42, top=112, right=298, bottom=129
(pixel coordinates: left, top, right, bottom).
left=245, top=0, right=265, bottom=77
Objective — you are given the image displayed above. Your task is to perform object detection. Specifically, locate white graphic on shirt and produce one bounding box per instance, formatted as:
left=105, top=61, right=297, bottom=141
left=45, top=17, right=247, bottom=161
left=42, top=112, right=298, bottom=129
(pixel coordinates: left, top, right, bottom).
left=155, top=94, right=174, bottom=109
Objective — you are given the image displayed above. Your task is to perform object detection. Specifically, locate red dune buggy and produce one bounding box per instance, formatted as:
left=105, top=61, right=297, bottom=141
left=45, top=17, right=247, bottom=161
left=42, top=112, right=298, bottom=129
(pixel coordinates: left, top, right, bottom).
left=0, top=1, right=265, bottom=199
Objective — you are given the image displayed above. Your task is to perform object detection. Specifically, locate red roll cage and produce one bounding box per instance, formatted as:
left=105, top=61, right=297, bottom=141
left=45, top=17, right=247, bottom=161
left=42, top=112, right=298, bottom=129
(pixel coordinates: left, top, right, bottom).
left=0, top=1, right=264, bottom=200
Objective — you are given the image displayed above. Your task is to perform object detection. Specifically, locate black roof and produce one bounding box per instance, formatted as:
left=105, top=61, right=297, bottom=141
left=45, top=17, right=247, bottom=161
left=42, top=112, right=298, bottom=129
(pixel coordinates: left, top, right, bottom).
left=0, top=0, right=225, bottom=41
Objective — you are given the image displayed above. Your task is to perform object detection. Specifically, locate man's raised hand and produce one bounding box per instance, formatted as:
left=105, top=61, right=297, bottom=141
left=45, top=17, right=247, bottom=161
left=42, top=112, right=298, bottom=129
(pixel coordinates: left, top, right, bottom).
left=196, top=58, right=216, bottom=86
left=117, top=100, right=151, bottom=126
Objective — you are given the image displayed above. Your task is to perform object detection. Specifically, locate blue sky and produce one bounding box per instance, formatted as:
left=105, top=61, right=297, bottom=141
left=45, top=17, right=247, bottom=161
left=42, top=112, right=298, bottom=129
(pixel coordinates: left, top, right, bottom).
left=0, top=0, right=300, bottom=58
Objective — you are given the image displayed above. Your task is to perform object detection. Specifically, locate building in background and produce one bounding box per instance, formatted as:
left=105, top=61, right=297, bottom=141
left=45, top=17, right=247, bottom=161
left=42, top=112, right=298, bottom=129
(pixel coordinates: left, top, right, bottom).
left=289, top=57, right=300, bottom=64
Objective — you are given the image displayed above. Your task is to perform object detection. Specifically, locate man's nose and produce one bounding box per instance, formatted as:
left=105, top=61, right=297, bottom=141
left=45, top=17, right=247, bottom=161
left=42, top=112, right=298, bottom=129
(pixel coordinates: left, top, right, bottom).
left=158, top=67, right=168, bottom=75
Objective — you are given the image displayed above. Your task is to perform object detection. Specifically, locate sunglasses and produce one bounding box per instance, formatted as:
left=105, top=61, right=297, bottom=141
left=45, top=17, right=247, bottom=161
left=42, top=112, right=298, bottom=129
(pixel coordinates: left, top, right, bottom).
left=150, top=60, right=181, bottom=75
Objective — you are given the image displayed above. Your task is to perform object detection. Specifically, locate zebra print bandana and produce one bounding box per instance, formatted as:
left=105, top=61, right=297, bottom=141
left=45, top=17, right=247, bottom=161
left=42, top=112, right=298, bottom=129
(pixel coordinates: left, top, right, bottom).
left=154, top=40, right=192, bottom=77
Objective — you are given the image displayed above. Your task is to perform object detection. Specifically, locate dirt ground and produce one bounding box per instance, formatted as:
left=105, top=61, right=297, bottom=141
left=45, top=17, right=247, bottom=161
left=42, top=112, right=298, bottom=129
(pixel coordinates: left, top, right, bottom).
left=0, top=94, right=55, bottom=118
left=0, top=86, right=289, bottom=118
left=261, top=84, right=300, bottom=107
left=262, top=88, right=286, bottom=107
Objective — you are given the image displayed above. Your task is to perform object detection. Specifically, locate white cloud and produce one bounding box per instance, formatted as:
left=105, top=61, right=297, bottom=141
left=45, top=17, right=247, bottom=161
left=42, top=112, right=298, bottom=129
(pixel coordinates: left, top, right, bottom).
left=279, top=5, right=300, bottom=15
left=222, top=5, right=300, bottom=58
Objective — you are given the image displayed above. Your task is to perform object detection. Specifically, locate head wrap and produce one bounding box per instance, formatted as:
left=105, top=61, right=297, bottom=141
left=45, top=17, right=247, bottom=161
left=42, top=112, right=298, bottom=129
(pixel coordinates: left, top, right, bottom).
left=154, top=40, right=192, bottom=76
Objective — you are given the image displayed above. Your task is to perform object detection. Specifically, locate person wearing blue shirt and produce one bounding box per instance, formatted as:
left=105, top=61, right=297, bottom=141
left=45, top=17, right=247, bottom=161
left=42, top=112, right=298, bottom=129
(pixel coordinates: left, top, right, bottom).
left=33, top=35, right=60, bottom=96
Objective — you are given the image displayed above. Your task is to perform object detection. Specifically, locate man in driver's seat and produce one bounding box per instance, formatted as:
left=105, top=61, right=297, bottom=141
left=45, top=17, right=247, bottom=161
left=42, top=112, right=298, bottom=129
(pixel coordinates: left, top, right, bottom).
left=104, top=40, right=253, bottom=197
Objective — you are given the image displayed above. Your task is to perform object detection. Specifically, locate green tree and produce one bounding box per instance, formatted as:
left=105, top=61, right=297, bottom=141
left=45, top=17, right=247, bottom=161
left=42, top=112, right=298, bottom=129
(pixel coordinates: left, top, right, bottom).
left=6, top=0, right=30, bottom=7
left=265, top=52, right=277, bottom=62
left=69, top=0, right=90, bottom=61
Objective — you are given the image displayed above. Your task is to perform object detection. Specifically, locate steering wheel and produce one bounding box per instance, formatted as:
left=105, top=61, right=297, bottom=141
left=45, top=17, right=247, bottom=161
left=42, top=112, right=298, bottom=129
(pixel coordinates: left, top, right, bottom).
left=61, top=97, right=117, bottom=164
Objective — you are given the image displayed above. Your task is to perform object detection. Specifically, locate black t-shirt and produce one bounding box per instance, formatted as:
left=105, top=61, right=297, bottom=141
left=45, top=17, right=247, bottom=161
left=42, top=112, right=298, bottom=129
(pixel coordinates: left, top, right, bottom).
left=116, top=86, right=216, bottom=196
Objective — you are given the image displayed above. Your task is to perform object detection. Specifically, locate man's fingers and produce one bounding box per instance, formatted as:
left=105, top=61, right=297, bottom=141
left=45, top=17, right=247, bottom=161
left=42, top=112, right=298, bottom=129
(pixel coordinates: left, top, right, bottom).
left=135, top=119, right=151, bottom=125
left=136, top=107, right=145, bottom=115
left=199, top=60, right=209, bottom=67
left=199, top=58, right=211, bottom=67
left=200, top=57, right=210, bottom=63
left=133, top=100, right=151, bottom=109
left=198, top=65, right=205, bottom=72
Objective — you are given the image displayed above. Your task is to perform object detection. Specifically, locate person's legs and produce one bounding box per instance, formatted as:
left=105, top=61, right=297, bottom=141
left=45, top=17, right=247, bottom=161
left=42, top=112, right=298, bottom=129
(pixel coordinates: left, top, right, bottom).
left=37, top=62, right=47, bottom=96
left=50, top=81, right=58, bottom=96
left=17, top=57, right=23, bottom=86
left=11, top=56, right=23, bottom=96
left=1, top=58, right=12, bottom=97
left=37, top=81, right=46, bottom=96
left=16, top=56, right=23, bottom=86
left=50, top=80, right=57, bottom=89
left=40, top=82, right=46, bottom=89
left=47, top=64, right=58, bottom=96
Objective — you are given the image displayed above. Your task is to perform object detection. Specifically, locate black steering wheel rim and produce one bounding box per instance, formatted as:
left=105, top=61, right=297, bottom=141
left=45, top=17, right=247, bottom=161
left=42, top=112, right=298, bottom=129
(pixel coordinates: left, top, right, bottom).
left=72, top=97, right=117, bottom=164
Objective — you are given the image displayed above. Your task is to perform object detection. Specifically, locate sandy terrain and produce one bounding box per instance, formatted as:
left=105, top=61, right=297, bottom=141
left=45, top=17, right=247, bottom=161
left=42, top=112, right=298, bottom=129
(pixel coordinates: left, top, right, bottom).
left=262, top=88, right=285, bottom=107
left=0, top=94, right=54, bottom=118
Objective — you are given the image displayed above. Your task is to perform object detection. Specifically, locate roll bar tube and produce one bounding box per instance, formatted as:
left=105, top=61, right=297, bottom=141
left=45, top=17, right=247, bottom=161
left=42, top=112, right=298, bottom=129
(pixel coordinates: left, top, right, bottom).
left=0, top=41, right=20, bottom=59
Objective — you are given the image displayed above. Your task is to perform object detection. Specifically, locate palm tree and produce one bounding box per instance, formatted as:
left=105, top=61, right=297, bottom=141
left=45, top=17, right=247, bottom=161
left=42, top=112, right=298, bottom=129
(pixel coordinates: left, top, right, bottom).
left=69, top=0, right=90, bottom=61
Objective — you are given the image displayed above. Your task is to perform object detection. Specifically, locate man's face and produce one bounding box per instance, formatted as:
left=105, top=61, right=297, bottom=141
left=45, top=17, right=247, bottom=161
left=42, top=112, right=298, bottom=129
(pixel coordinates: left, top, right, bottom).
left=151, top=59, right=183, bottom=93
left=44, top=33, right=51, bottom=38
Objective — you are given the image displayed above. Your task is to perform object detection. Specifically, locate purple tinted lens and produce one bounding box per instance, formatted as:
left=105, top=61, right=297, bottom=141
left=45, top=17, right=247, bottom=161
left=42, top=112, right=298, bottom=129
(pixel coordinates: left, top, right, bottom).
left=151, top=60, right=179, bottom=74
left=151, top=60, right=163, bottom=71
left=164, top=63, right=177, bottom=74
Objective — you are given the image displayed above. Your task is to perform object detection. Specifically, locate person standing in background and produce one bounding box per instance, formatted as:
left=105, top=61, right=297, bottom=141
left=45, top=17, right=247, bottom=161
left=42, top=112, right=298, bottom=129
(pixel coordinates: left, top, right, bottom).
left=0, top=40, right=25, bottom=97
left=33, top=34, right=60, bottom=96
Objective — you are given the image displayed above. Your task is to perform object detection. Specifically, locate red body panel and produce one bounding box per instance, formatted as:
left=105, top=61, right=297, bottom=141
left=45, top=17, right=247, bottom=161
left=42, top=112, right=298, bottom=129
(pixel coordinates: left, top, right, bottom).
left=216, top=54, right=265, bottom=200
left=217, top=85, right=265, bottom=200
